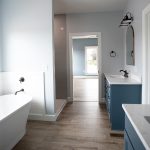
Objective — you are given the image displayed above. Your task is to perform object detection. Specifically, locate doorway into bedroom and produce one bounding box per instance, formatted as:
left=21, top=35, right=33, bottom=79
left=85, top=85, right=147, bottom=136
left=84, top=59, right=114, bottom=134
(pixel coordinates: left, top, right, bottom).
left=72, top=34, right=99, bottom=102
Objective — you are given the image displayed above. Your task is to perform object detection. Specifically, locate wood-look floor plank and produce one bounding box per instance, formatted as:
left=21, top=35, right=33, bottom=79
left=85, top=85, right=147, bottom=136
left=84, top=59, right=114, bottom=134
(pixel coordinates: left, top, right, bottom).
left=13, top=102, right=124, bottom=150
left=73, top=78, right=98, bottom=102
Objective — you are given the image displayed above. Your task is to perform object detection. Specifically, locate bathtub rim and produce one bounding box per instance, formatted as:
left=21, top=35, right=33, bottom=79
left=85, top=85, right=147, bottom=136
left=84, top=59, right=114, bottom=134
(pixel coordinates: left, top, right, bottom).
left=0, top=94, right=32, bottom=123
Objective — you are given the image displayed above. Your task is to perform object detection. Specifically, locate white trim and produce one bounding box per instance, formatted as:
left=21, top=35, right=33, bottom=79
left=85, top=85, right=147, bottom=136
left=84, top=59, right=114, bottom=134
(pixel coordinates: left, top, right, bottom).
left=142, top=3, right=150, bottom=104
left=68, top=32, right=102, bottom=103
left=28, top=100, right=67, bottom=121
left=99, top=98, right=106, bottom=104
left=85, top=46, right=98, bottom=75
left=73, top=75, right=98, bottom=79
left=67, top=97, right=73, bottom=102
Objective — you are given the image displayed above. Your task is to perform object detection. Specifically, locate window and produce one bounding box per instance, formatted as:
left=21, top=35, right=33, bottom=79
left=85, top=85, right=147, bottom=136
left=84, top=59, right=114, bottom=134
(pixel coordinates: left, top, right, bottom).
left=85, top=46, right=98, bottom=75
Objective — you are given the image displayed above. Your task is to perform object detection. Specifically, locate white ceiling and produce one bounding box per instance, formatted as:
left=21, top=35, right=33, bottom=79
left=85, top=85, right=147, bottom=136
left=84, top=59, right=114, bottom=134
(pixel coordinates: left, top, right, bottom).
left=54, top=0, right=127, bottom=14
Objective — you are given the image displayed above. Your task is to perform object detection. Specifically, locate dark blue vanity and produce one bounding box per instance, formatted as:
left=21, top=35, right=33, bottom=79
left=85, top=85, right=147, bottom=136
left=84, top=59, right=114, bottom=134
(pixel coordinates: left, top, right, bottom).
left=104, top=75, right=142, bottom=131
left=123, top=105, right=150, bottom=150
left=124, top=115, right=145, bottom=150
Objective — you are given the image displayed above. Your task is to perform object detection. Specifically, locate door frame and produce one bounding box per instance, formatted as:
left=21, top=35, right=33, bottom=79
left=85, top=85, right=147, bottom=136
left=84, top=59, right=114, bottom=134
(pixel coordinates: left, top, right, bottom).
left=142, top=3, right=150, bottom=104
left=68, top=32, right=102, bottom=103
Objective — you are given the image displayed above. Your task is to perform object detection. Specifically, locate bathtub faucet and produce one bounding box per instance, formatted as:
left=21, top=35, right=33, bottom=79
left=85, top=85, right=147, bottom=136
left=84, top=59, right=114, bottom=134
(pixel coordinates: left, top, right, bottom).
left=15, top=89, right=24, bottom=95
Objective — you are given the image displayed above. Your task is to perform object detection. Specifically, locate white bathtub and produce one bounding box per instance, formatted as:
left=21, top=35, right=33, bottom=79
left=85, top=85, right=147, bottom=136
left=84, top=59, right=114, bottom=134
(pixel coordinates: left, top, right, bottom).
left=0, top=94, right=32, bottom=150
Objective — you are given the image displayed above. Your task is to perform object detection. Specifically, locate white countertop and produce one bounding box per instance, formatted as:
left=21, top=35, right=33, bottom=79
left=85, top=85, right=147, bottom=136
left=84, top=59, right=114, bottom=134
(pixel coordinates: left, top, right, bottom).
left=123, top=104, right=150, bottom=150
left=105, top=74, right=141, bottom=85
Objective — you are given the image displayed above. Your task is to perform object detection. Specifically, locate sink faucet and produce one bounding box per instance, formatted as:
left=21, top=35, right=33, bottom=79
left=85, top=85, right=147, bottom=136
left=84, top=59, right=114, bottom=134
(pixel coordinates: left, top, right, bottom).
left=120, top=70, right=129, bottom=78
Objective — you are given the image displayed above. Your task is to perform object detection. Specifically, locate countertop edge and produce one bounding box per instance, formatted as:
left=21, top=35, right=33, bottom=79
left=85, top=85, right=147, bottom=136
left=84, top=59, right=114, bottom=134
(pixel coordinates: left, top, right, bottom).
left=104, top=74, right=142, bottom=85
left=122, top=104, right=150, bottom=150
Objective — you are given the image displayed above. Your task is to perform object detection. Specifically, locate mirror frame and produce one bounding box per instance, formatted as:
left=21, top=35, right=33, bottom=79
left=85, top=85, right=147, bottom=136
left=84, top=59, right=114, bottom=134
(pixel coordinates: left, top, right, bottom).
left=126, top=25, right=135, bottom=66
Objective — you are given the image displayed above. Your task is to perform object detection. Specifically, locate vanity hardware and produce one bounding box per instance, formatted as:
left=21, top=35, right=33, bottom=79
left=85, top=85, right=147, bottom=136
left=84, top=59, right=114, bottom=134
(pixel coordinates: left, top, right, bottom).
left=119, top=12, right=133, bottom=27
left=19, top=77, right=25, bottom=83
left=120, top=70, right=129, bottom=78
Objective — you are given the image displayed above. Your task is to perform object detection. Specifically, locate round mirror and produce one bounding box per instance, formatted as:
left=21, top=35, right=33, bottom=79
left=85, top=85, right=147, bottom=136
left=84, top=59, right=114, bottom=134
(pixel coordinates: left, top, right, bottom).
left=126, top=25, right=135, bottom=65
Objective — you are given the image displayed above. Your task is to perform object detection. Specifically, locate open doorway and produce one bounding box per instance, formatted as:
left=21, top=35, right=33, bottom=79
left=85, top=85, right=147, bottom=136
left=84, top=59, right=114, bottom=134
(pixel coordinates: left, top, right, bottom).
left=69, top=33, right=102, bottom=102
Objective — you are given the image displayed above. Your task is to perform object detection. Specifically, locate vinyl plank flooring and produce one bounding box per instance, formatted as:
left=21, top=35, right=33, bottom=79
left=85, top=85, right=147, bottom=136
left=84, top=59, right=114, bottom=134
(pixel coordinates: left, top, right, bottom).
left=13, top=102, right=124, bottom=150
left=73, top=78, right=98, bottom=102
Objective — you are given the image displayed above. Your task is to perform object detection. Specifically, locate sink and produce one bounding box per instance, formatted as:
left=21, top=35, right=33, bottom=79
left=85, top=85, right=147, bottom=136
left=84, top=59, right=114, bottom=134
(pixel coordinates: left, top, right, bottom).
left=144, top=116, right=150, bottom=124
left=109, top=75, right=125, bottom=79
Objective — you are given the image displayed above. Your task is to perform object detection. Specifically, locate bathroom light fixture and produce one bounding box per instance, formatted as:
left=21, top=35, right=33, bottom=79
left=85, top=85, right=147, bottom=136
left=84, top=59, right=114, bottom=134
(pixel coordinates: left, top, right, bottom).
left=119, top=12, right=133, bottom=27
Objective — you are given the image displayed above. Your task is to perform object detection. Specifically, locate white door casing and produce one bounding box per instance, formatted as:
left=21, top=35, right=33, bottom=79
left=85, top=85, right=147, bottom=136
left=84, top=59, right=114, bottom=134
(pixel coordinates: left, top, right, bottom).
left=142, top=3, right=150, bottom=104
left=68, top=32, right=102, bottom=102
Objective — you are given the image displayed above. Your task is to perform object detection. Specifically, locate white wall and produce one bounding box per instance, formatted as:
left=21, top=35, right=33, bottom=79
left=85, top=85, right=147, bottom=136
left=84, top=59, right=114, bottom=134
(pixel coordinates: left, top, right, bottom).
left=125, top=0, right=150, bottom=78
left=66, top=12, right=124, bottom=98
left=0, top=72, right=45, bottom=118
left=0, top=2, right=2, bottom=71
left=0, top=0, right=55, bottom=114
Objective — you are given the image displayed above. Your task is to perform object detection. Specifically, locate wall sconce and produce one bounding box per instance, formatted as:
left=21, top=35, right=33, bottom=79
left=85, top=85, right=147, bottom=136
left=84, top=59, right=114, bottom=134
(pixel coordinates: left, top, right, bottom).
left=119, top=12, right=133, bottom=27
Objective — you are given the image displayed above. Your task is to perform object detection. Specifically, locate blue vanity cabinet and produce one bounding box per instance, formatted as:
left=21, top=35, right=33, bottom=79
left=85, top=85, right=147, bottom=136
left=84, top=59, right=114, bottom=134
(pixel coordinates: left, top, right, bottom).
left=124, top=131, right=134, bottom=150
left=104, top=77, right=142, bottom=131
left=105, top=78, right=112, bottom=121
left=124, top=115, right=145, bottom=150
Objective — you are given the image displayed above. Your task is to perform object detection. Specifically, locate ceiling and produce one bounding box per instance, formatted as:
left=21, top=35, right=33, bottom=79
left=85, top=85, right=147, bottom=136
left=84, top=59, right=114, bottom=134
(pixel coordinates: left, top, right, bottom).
left=54, top=0, right=127, bottom=14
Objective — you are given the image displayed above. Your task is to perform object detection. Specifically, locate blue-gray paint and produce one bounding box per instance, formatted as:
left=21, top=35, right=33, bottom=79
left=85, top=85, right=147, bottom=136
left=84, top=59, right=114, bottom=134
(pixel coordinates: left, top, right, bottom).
left=73, top=38, right=98, bottom=76
left=105, top=76, right=142, bottom=131
left=125, top=115, right=146, bottom=150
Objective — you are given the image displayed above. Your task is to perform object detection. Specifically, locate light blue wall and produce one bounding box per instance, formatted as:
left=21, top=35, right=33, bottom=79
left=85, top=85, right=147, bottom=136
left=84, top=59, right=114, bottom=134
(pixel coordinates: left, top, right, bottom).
left=73, top=38, right=98, bottom=76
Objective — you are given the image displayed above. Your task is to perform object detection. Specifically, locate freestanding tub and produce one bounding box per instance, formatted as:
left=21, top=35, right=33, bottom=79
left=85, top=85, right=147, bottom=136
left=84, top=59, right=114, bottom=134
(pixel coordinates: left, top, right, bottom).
left=0, top=93, right=32, bottom=150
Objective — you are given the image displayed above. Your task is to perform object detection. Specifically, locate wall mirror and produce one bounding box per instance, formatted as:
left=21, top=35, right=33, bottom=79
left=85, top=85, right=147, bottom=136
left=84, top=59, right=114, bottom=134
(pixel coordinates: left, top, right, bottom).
left=126, top=25, right=135, bottom=65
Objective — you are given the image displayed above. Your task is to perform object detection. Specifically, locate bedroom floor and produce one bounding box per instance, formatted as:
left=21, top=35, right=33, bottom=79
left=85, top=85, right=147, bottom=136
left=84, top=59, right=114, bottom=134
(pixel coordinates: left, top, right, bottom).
left=73, top=77, right=98, bottom=102
left=13, top=102, right=124, bottom=150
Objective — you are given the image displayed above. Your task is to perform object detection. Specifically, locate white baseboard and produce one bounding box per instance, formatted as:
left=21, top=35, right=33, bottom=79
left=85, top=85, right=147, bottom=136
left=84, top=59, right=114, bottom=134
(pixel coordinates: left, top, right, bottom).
left=44, top=114, right=57, bottom=121
left=73, top=76, right=98, bottom=79
left=28, top=113, right=59, bottom=122
left=99, top=98, right=106, bottom=104
left=55, top=99, right=67, bottom=120
left=67, top=97, right=73, bottom=102
left=28, top=99, right=67, bottom=122
left=28, top=114, right=45, bottom=121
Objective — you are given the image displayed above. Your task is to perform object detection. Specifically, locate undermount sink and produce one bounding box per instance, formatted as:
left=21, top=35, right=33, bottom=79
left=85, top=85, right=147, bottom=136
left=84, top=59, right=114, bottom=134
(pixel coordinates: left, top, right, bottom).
left=144, top=116, right=150, bottom=124
left=109, top=75, right=125, bottom=79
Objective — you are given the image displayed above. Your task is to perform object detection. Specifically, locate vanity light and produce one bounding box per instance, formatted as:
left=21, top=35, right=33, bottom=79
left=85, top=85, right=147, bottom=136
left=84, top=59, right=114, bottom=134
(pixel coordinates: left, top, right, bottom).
left=119, top=12, right=133, bottom=27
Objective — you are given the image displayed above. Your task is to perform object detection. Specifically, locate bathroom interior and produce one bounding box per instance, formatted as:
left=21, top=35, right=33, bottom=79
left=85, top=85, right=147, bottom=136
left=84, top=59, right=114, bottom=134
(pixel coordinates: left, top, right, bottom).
left=0, top=0, right=150, bottom=150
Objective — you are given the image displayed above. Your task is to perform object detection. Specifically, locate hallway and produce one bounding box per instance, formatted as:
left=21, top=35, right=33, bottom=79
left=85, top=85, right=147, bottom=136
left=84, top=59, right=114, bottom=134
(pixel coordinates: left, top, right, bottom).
left=13, top=102, right=124, bottom=150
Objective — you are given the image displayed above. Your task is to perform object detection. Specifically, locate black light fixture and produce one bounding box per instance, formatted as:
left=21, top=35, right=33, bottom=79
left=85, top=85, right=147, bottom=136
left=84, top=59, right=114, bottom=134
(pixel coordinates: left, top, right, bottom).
left=119, top=12, right=133, bottom=27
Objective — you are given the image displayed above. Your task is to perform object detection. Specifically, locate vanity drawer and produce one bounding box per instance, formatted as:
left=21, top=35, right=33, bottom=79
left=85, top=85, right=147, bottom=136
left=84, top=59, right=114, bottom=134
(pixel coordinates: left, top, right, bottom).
left=125, top=115, right=145, bottom=150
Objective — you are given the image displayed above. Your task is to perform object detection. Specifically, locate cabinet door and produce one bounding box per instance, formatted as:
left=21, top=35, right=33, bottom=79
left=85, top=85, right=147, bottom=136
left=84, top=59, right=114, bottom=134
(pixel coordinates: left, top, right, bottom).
left=125, top=115, right=146, bottom=150
left=125, top=131, right=134, bottom=150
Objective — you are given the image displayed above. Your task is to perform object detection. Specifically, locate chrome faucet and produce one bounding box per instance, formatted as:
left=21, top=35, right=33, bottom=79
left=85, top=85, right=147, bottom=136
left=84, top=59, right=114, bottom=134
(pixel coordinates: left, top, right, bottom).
left=120, top=70, right=129, bottom=78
